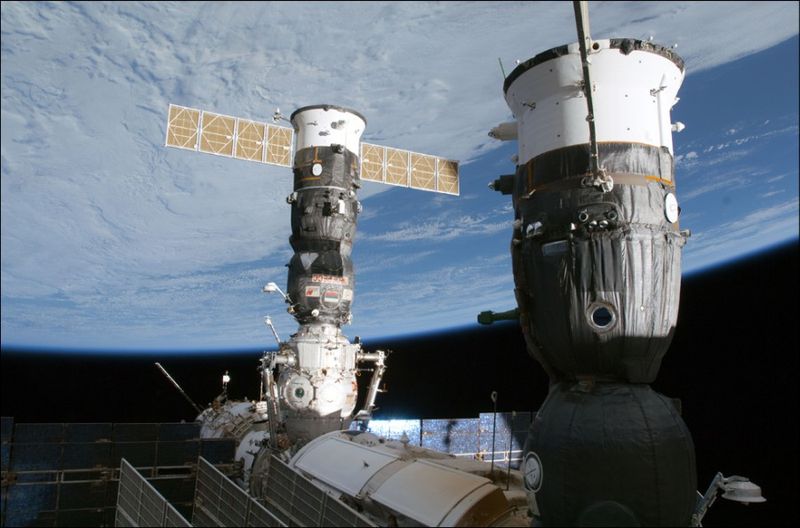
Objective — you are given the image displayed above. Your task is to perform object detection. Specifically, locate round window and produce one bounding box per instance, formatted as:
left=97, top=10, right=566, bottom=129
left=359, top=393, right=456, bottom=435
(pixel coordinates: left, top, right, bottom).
left=294, top=387, right=305, bottom=398
left=586, top=302, right=617, bottom=332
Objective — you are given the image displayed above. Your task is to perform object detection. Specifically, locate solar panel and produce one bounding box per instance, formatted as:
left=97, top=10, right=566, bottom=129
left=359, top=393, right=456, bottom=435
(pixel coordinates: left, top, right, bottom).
left=116, top=458, right=191, bottom=527
left=159, top=422, right=201, bottom=441
left=199, top=111, right=236, bottom=157
left=165, top=104, right=294, bottom=169
left=14, top=423, right=64, bottom=443
left=264, top=455, right=376, bottom=527
left=166, top=105, right=200, bottom=150
left=266, top=124, right=293, bottom=167
left=61, top=441, right=112, bottom=469
left=421, top=418, right=480, bottom=455
left=166, top=104, right=459, bottom=192
left=360, top=143, right=386, bottom=183
left=235, top=118, right=267, bottom=162
left=360, top=142, right=460, bottom=195
left=410, top=152, right=437, bottom=191
left=193, top=457, right=285, bottom=527
left=65, top=422, right=112, bottom=442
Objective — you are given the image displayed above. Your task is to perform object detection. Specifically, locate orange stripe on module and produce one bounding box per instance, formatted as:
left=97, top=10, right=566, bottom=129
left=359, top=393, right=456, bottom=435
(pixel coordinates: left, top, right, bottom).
left=312, top=147, right=322, bottom=163
left=301, top=176, right=321, bottom=181
left=644, top=175, right=675, bottom=187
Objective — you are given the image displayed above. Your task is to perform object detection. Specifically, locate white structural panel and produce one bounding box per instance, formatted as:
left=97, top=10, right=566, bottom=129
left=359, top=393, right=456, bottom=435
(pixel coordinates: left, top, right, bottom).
left=292, top=436, right=399, bottom=496
left=290, top=106, right=366, bottom=156
left=505, top=39, right=685, bottom=163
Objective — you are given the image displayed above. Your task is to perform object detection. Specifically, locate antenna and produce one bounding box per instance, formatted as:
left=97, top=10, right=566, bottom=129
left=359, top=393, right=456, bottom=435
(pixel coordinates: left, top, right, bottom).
left=154, top=362, right=204, bottom=415
left=264, top=315, right=282, bottom=346
left=572, top=0, right=613, bottom=192
left=497, top=57, right=507, bottom=79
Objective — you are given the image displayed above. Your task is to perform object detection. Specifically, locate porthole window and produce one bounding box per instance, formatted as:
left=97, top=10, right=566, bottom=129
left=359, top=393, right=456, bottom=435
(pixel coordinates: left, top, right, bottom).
left=586, top=302, right=617, bottom=332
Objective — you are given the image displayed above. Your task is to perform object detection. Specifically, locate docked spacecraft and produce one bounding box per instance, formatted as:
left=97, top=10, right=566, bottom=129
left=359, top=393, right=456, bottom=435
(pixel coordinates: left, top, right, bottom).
left=483, top=2, right=764, bottom=526
left=161, top=101, right=536, bottom=527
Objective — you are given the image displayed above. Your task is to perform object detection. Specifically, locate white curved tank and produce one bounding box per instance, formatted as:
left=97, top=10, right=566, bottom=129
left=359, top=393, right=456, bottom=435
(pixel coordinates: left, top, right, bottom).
left=505, top=39, right=684, bottom=164
left=197, top=400, right=269, bottom=489
left=288, top=431, right=524, bottom=527
left=290, top=105, right=366, bottom=156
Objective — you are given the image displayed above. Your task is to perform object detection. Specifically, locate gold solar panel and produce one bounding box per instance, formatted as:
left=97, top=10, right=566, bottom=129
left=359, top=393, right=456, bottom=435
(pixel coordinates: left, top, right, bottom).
left=164, top=104, right=457, bottom=193
left=165, top=105, right=200, bottom=150
left=235, top=118, right=266, bottom=162
left=360, top=143, right=385, bottom=182
left=385, top=148, right=410, bottom=186
left=266, top=124, right=293, bottom=167
left=436, top=158, right=459, bottom=195
left=199, top=112, right=236, bottom=157
left=410, top=153, right=436, bottom=191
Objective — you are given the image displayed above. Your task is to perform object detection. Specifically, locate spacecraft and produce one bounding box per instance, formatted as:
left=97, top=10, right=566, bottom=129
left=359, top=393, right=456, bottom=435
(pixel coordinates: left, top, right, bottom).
left=157, top=97, right=535, bottom=526
left=0, top=1, right=768, bottom=526
left=480, top=1, right=765, bottom=526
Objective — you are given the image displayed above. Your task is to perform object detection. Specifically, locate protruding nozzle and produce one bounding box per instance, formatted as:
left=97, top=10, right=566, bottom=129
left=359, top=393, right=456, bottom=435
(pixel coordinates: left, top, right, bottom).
left=477, top=308, right=520, bottom=325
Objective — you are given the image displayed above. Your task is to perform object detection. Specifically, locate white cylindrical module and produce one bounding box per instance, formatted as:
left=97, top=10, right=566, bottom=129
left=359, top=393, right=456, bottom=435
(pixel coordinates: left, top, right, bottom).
left=505, top=39, right=684, bottom=163
left=286, top=431, right=518, bottom=527
left=290, top=105, right=366, bottom=156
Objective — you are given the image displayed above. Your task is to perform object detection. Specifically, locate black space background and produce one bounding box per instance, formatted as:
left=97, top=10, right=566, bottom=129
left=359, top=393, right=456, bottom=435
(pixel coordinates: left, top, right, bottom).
left=2, top=240, right=797, bottom=526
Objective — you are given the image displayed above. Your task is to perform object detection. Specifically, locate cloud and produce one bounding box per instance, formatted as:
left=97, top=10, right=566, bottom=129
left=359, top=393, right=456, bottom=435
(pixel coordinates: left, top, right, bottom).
left=1, top=1, right=797, bottom=348
left=683, top=198, right=799, bottom=273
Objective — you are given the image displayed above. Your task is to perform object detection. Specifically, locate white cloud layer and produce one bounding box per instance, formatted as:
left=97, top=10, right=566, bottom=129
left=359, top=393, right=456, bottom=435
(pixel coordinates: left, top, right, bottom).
left=1, top=1, right=798, bottom=348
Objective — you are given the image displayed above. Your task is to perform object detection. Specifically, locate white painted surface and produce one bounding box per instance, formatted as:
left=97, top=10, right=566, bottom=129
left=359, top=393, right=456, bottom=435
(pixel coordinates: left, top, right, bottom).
left=370, top=459, right=493, bottom=526
left=291, top=107, right=366, bottom=156
left=505, top=40, right=685, bottom=163
left=292, top=436, right=399, bottom=496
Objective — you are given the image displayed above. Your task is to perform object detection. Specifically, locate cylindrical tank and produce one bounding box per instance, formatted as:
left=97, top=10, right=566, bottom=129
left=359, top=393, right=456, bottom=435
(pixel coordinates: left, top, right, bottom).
left=522, top=382, right=697, bottom=526
left=503, top=39, right=687, bottom=382
left=197, top=400, right=269, bottom=489
left=283, top=430, right=523, bottom=527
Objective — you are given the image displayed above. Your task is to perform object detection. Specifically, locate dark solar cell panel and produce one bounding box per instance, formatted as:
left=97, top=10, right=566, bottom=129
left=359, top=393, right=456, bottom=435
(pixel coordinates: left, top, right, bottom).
left=10, top=444, right=61, bottom=471
left=61, top=442, right=112, bottom=470
left=199, top=438, right=236, bottom=464
left=1, top=416, right=13, bottom=441
left=113, top=423, right=159, bottom=442
left=5, top=483, right=58, bottom=527
left=112, top=442, right=157, bottom=468
left=58, top=481, right=109, bottom=509
left=65, top=423, right=112, bottom=442
left=156, top=440, right=199, bottom=466
left=14, top=423, right=64, bottom=443
left=1, top=443, right=10, bottom=472
left=151, top=476, right=197, bottom=506
left=158, top=422, right=200, bottom=441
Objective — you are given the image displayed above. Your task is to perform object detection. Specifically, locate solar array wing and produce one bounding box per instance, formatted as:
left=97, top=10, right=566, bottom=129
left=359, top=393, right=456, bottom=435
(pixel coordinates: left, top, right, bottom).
left=360, top=142, right=460, bottom=195
left=166, top=104, right=459, bottom=194
left=165, top=104, right=294, bottom=168
left=116, top=458, right=191, bottom=527
left=263, top=455, right=376, bottom=527
left=192, top=457, right=285, bottom=527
